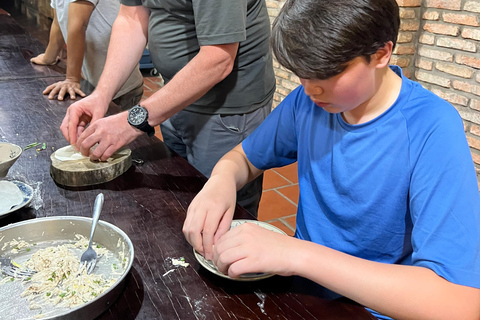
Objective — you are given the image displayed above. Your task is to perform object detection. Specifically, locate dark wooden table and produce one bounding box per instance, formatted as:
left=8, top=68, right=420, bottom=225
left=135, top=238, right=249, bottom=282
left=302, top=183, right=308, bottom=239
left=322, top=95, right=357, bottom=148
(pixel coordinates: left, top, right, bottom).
left=0, top=12, right=375, bottom=320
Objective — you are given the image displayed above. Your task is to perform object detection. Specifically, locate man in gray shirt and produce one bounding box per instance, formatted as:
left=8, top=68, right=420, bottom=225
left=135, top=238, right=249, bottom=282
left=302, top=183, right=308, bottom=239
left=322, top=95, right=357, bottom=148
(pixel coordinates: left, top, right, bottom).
left=60, top=0, right=275, bottom=216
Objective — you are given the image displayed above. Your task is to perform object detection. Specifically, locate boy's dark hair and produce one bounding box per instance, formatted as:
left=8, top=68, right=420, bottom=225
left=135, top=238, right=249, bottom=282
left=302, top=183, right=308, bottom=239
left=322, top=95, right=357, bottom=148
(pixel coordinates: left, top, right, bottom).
left=271, top=0, right=400, bottom=80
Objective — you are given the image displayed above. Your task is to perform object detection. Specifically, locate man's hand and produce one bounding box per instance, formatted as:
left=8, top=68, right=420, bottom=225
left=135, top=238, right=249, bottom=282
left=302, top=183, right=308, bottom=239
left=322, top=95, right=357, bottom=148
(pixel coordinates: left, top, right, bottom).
left=30, top=53, right=60, bottom=66
left=212, top=223, right=297, bottom=278
left=60, top=93, right=109, bottom=145
left=75, top=111, right=143, bottom=161
left=183, top=175, right=237, bottom=260
left=43, top=79, right=86, bottom=101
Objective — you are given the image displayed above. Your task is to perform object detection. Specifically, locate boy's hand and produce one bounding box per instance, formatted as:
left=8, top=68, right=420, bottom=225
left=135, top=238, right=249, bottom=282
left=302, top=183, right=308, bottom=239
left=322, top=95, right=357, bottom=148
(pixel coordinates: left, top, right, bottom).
left=60, top=93, right=110, bottom=145
left=183, top=175, right=237, bottom=260
left=212, top=223, right=297, bottom=278
left=43, top=79, right=86, bottom=101
left=30, top=53, right=60, bottom=66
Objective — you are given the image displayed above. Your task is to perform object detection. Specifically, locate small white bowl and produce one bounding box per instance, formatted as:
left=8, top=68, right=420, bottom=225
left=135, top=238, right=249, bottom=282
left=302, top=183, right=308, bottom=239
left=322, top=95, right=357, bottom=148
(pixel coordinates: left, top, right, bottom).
left=0, top=142, right=22, bottom=178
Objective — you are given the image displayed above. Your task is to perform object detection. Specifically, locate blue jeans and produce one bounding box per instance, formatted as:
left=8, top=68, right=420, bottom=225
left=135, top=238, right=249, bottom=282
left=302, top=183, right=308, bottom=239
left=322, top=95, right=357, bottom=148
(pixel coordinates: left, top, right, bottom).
left=160, top=99, right=272, bottom=217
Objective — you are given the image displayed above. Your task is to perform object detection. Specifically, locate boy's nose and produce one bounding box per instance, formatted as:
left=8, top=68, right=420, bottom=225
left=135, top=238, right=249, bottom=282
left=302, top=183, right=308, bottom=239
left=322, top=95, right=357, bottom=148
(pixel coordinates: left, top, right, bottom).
left=300, top=79, right=324, bottom=97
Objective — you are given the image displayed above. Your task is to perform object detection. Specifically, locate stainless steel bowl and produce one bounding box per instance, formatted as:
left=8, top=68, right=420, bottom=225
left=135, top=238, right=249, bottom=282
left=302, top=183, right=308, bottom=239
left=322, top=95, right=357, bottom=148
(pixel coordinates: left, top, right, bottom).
left=0, top=216, right=134, bottom=320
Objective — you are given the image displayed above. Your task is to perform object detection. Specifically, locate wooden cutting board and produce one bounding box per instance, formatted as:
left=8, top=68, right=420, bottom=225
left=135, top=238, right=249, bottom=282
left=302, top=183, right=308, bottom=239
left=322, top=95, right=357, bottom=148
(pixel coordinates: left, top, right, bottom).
left=50, top=148, right=132, bottom=187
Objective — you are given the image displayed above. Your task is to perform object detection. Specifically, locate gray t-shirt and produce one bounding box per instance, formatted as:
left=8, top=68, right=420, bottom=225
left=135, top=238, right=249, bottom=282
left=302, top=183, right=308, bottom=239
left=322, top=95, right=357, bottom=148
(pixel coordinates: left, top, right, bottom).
left=52, top=0, right=143, bottom=99
left=121, top=0, right=275, bottom=114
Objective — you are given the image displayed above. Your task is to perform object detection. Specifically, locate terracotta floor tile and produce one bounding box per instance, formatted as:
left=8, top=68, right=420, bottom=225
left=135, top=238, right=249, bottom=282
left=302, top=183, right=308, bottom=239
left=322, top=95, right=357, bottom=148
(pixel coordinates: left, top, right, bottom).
left=278, top=185, right=299, bottom=204
left=263, top=169, right=292, bottom=190
left=258, top=190, right=297, bottom=221
left=143, top=77, right=163, bottom=91
left=154, top=126, right=163, bottom=140
left=143, top=88, right=154, bottom=98
left=268, top=220, right=295, bottom=237
left=273, top=162, right=298, bottom=184
left=284, top=215, right=297, bottom=231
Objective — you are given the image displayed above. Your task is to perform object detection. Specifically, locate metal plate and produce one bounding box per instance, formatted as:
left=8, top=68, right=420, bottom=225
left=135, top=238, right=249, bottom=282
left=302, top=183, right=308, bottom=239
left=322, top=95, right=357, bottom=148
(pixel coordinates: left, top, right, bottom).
left=194, top=219, right=287, bottom=281
left=0, top=216, right=134, bottom=320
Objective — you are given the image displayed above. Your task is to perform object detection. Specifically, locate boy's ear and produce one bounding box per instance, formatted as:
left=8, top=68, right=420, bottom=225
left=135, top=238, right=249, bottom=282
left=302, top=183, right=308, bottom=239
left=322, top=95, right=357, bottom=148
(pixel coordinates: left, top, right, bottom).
left=372, top=41, right=394, bottom=69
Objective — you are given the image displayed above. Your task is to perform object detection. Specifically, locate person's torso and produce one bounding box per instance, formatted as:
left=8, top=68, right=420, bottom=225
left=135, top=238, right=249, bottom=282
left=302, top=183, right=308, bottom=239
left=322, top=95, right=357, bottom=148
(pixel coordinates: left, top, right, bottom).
left=142, top=0, right=275, bottom=113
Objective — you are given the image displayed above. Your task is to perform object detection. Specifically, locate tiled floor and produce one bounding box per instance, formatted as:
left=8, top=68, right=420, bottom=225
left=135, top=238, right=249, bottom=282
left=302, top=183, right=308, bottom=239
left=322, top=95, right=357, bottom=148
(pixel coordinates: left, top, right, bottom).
left=143, top=72, right=299, bottom=236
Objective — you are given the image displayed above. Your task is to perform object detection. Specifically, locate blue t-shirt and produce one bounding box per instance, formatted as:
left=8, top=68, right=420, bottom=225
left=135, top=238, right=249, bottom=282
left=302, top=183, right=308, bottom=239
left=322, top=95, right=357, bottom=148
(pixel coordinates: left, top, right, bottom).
left=243, top=66, right=480, bottom=319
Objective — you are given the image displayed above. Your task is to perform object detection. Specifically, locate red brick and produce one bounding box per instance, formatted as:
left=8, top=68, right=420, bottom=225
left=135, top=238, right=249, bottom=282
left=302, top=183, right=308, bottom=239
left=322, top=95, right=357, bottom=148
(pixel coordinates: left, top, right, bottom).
left=423, top=10, right=440, bottom=20
left=418, top=46, right=454, bottom=61
left=397, top=32, right=414, bottom=43
left=423, top=22, right=460, bottom=36
left=462, top=28, right=480, bottom=41
left=470, top=124, right=480, bottom=136
left=402, top=68, right=414, bottom=79
left=400, top=20, right=420, bottom=31
left=415, top=70, right=451, bottom=87
left=436, top=37, right=477, bottom=52
left=464, top=1, right=480, bottom=13
left=419, top=34, right=435, bottom=45
left=391, top=56, right=411, bottom=68
left=393, top=44, right=416, bottom=55
left=471, top=99, right=480, bottom=112
left=281, top=79, right=300, bottom=91
left=415, top=58, right=433, bottom=70
left=437, top=62, right=474, bottom=78
left=443, top=13, right=479, bottom=26
left=453, top=80, right=474, bottom=93
left=456, top=54, right=480, bottom=69
left=431, top=88, right=469, bottom=106
left=425, top=0, right=461, bottom=10
left=456, top=82, right=480, bottom=97
left=467, top=136, right=480, bottom=150
left=396, top=0, right=421, bottom=7
left=400, top=8, right=416, bottom=19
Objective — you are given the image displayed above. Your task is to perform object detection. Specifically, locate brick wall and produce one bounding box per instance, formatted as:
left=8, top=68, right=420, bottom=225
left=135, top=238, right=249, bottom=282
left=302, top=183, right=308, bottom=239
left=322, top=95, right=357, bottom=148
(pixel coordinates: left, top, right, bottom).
left=266, top=0, right=480, bottom=183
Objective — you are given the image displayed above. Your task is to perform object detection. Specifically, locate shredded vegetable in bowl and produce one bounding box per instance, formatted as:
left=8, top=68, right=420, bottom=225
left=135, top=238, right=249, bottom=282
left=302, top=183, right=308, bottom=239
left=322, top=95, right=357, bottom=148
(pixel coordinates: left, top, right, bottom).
left=0, top=235, right=127, bottom=319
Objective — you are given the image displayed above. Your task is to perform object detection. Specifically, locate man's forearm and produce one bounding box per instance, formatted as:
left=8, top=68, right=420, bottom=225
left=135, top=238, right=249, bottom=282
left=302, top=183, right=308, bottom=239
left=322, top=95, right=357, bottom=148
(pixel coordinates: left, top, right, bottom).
left=93, top=5, right=149, bottom=104
left=141, top=43, right=238, bottom=126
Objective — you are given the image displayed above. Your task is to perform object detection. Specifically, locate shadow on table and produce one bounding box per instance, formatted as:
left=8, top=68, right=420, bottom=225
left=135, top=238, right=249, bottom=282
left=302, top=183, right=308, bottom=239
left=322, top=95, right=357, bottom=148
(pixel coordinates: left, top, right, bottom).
left=97, top=266, right=145, bottom=320
left=195, top=266, right=373, bottom=319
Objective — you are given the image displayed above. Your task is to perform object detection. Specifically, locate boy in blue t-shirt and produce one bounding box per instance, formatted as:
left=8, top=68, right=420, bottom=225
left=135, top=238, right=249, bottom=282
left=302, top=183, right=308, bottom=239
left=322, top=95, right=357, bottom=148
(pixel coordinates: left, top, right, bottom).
left=183, top=0, right=480, bottom=318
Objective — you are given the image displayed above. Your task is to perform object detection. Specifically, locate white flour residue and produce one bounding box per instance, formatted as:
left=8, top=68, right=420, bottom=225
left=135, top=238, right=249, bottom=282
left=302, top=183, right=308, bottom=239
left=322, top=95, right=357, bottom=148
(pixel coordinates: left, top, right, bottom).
left=162, top=257, right=189, bottom=276
left=255, top=290, right=267, bottom=315
left=162, top=269, right=175, bottom=277
left=31, top=181, right=43, bottom=210
left=193, top=295, right=207, bottom=320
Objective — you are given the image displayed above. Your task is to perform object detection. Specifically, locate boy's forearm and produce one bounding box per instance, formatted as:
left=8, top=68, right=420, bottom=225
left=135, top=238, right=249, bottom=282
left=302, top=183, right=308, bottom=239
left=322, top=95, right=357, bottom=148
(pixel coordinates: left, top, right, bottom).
left=292, top=241, right=480, bottom=320
left=94, top=4, right=149, bottom=103
left=210, top=144, right=263, bottom=192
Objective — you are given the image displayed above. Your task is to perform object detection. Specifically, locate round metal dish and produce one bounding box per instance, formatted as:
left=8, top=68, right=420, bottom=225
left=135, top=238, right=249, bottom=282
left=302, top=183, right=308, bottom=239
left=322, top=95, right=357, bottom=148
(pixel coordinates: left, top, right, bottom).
left=0, top=216, right=134, bottom=320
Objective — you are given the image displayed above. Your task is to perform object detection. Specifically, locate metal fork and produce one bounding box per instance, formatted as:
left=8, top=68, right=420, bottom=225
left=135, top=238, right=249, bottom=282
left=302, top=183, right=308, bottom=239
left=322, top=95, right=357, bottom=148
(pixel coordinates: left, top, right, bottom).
left=0, top=257, right=36, bottom=279
left=79, top=193, right=104, bottom=274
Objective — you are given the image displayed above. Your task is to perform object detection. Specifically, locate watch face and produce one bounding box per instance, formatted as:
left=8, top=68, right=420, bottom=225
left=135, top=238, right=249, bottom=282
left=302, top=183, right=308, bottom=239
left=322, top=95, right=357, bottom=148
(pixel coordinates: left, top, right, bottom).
left=128, top=106, right=147, bottom=126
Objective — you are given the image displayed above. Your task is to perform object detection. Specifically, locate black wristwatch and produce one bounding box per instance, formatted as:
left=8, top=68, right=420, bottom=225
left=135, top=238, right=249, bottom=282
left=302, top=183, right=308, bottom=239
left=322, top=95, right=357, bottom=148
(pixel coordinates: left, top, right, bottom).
left=127, top=105, right=155, bottom=137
